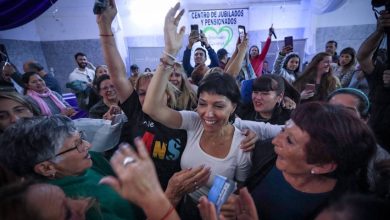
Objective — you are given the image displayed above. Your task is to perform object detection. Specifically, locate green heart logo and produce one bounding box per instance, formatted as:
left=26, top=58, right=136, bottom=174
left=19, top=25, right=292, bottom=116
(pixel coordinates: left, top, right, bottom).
left=202, top=26, right=233, bottom=48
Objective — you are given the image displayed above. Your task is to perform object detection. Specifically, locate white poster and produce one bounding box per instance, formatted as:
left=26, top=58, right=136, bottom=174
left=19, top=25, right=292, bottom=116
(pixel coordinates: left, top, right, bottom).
left=188, top=8, right=249, bottom=55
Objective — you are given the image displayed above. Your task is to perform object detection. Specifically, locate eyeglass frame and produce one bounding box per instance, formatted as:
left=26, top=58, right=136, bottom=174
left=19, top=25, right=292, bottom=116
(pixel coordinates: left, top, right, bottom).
left=55, top=130, right=87, bottom=157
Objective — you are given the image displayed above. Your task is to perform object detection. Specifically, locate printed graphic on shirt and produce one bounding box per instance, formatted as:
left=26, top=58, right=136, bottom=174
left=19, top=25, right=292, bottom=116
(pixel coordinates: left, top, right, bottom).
left=142, top=131, right=183, bottom=161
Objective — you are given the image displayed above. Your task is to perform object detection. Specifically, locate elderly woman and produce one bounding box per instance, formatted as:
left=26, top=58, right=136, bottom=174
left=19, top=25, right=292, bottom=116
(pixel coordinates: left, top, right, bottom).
left=0, top=92, right=38, bottom=133
left=246, top=102, right=376, bottom=220
left=89, top=74, right=121, bottom=119
left=22, top=72, right=75, bottom=117
left=88, top=64, right=110, bottom=110
left=0, top=115, right=141, bottom=220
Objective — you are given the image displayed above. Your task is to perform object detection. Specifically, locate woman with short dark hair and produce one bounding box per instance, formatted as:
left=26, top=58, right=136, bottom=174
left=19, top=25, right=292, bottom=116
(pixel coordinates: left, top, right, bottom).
left=247, top=102, right=376, bottom=220
left=237, top=75, right=295, bottom=125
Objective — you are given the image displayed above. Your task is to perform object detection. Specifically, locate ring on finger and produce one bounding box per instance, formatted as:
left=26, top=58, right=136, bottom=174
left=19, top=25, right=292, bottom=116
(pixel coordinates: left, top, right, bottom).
left=123, top=156, right=136, bottom=166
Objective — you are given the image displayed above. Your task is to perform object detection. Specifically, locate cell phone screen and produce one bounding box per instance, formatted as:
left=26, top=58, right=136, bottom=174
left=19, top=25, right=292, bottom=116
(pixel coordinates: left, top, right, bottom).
left=191, top=24, right=199, bottom=33
left=238, top=25, right=246, bottom=42
left=305, top=83, right=315, bottom=92
left=284, top=36, right=293, bottom=47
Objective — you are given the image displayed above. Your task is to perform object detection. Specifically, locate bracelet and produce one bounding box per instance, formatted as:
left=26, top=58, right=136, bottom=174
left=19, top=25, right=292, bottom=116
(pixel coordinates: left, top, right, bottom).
left=160, top=58, right=174, bottom=68
left=160, top=205, right=175, bottom=220
left=100, top=33, right=114, bottom=37
left=163, top=51, right=176, bottom=61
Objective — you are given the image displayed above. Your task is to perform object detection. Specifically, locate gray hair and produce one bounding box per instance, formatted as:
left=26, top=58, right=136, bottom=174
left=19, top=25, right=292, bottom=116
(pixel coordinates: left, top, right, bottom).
left=0, top=115, right=77, bottom=178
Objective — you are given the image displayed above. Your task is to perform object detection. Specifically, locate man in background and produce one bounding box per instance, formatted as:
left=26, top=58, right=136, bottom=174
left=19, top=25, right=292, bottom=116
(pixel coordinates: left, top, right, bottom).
left=325, top=40, right=339, bottom=63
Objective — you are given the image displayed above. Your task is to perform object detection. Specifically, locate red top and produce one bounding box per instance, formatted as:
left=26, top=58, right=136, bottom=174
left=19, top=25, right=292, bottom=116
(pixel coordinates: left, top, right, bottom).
left=250, top=36, right=271, bottom=77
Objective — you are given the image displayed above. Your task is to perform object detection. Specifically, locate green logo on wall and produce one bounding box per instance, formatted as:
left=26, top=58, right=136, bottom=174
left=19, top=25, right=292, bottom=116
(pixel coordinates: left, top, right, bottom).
left=202, top=26, right=233, bottom=48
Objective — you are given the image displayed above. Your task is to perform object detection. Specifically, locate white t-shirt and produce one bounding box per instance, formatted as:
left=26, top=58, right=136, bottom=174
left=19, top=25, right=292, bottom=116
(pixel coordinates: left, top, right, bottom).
left=233, top=117, right=282, bottom=140
left=68, top=67, right=95, bottom=83
left=179, top=111, right=252, bottom=186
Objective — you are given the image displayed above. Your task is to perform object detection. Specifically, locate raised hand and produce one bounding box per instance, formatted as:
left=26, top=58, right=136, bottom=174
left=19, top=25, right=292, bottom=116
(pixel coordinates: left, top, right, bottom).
left=280, top=45, right=293, bottom=56
left=99, top=139, right=164, bottom=207
left=96, top=0, right=117, bottom=34
left=237, top=35, right=248, bottom=53
left=164, top=3, right=186, bottom=56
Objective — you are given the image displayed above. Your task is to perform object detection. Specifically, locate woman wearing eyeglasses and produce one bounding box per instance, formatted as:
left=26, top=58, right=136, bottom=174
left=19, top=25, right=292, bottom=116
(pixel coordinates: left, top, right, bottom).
left=89, top=74, right=121, bottom=120
left=0, top=115, right=142, bottom=220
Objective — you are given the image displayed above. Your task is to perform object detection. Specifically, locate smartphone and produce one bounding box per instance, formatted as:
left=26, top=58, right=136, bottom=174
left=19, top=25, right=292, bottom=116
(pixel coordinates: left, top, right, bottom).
left=93, top=0, right=108, bottom=14
left=238, top=25, right=246, bottom=42
left=191, top=24, right=199, bottom=33
left=190, top=24, right=200, bottom=40
left=284, top=36, right=293, bottom=48
left=305, top=83, right=315, bottom=92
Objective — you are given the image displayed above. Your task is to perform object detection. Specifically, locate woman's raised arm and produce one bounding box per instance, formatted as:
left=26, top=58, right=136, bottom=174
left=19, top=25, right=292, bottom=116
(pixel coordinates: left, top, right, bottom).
left=142, top=3, right=186, bottom=129
left=96, top=0, right=134, bottom=104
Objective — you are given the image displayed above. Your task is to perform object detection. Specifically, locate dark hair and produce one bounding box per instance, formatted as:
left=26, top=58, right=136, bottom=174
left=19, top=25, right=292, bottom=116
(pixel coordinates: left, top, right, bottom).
left=217, top=48, right=228, bottom=60
left=195, top=47, right=208, bottom=60
left=283, top=53, right=301, bottom=74
left=327, top=40, right=338, bottom=48
left=249, top=45, right=259, bottom=57
left=130, top=64, right=139, bottom=71
left=291, top=102, right=376, bottom=186
left=0, top=116, right=77, bottom=178
left=322, top=194, right=390, bottom=220
left=327, top=88, right=370, bottom=118
left=252, top=75, right=285, bottom=96
left=26, top=62, right=44, bottom=72
left=198, top=69, right=240, bottom=123
left=374, top=159, right=390, bottom=200
left=21, top=71, right=39, bottom=85
left=0, top=180, right=40, bottom=220
left=95, top=74, right=111, bottom=93
left=74, top=52, right=86, bottom=60
left=338, top=47, right=356, bottom=69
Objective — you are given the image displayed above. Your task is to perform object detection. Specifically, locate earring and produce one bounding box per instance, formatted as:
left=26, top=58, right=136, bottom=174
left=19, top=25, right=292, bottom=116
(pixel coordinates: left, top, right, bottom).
left=310, top=169, right=315, bottom=174
left=50, top=173, right=56, bottom=179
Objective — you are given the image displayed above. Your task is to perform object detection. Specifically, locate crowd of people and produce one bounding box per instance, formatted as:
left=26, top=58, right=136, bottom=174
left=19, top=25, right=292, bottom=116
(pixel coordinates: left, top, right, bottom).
left=1, top=0, right=390, bottom=219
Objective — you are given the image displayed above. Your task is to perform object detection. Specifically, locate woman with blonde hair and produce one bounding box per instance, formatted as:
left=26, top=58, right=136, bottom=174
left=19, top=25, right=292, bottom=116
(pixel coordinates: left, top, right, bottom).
left=293, top=52, right=340, bottom=102
left=169, top=62, right=197, bottom=110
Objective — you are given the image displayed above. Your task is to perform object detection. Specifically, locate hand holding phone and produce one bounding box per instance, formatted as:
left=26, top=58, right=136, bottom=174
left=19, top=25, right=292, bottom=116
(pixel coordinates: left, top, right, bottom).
left=190, top=24, right=200, bottom=38
left=238, top=25, right=246, bottom=43
left=93, top=0, right=108, bottom=14
left=305, top=83, right=315, bottom=92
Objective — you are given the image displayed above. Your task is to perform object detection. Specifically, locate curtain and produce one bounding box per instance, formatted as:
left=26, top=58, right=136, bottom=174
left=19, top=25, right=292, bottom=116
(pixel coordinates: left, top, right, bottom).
left=0, top=0, right=57, bottom=31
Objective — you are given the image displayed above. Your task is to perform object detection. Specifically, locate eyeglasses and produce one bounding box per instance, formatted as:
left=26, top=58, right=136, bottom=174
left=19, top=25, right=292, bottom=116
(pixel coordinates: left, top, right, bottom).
left=55, top=131, right=87, bottom=157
